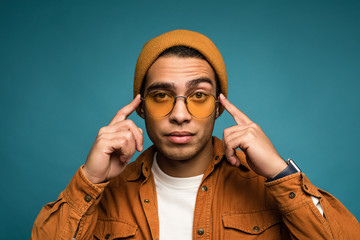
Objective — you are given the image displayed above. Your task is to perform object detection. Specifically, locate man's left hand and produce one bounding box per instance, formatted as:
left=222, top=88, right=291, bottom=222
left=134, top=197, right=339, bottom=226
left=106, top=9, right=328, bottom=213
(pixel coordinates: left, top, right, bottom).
left=220, top=94, right=287, bottom=179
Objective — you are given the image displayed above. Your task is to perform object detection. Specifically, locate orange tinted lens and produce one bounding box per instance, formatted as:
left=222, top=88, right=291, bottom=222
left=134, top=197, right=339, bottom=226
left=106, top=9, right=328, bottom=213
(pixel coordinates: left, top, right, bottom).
left=187, top=92, right=216, bottom=118
left=145, top=91, right=174, bottom=117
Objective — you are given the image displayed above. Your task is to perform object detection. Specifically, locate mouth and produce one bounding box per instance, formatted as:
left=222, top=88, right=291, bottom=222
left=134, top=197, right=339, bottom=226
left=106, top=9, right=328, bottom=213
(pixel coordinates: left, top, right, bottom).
left=166, top=131, right=194, bottom=144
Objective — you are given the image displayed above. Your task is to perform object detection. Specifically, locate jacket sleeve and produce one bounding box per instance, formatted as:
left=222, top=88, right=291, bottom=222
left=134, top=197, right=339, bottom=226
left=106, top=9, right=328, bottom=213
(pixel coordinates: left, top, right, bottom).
left=265, top=172, right=360, bottom=239
left=31, top=166, right=109, bottom=240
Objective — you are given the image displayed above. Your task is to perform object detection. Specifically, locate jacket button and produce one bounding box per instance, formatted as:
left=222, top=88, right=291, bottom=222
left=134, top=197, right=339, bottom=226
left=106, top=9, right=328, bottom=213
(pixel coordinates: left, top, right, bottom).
left=197, top=228, right=204, bottom=235
left=84, top=195, right=92, bottom=202
left=215, top=156, right=219, bottom=160
left=253, top=226, right=260, bottom=232
left=201, top=186, right=208, bottom=192
left=144, top=199, right=150, bottom=203
left=289, top=192, right=296, bottom=199
left=105, top=233, right=111, bottom=239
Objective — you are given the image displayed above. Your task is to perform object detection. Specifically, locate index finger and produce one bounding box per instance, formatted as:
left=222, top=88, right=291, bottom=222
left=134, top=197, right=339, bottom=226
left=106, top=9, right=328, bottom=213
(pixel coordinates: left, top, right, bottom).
left=219, top=93, right=252, bottom=125
left=109, top=94, right=142, bottom=125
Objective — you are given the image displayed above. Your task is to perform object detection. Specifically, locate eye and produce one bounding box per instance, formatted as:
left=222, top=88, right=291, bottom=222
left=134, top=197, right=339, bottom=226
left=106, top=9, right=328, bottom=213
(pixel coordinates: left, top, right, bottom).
left=150, top=91, right=172, bottom=103
left=189, top=92, right=209, bottom=102
left=156, top=92, right=167, bottom=98
left=194, top=92, right=205, bottom=98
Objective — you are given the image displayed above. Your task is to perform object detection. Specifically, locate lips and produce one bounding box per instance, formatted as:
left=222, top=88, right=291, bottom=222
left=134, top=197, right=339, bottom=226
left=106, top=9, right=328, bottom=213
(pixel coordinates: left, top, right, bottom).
left=166, top=131, right=194, bottom=144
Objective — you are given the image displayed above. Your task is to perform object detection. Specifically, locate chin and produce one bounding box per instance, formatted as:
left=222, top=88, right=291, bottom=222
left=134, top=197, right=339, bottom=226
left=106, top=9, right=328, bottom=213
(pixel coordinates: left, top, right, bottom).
left=157, top=143, right=200, bottom=161
left=156, top=137, right=212, bottom=161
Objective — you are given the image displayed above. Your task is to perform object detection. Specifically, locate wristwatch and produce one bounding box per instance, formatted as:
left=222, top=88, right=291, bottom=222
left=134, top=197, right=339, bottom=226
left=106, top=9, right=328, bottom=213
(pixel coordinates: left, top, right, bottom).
left=267, top=159, right=301, bottom=182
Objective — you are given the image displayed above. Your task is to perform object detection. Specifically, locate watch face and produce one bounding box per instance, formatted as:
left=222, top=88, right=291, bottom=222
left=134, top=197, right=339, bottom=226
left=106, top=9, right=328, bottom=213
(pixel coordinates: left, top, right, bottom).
left=288, top=159, right=301, bottom=173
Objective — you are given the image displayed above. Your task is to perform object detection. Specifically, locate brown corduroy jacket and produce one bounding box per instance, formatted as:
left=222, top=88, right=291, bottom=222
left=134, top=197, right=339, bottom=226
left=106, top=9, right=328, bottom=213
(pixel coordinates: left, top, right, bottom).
left=31, top=137, right=360, bottom=239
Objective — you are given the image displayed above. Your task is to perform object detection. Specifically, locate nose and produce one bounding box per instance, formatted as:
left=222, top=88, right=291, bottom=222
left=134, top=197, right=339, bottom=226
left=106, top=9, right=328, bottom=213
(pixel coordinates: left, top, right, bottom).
left=169, top=96, right=192, bottom=124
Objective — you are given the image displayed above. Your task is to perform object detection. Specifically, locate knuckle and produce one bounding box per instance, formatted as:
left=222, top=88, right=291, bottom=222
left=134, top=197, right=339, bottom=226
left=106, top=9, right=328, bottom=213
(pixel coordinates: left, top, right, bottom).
left=250, top=122, right=259, bottom=130
left=123, top=119, right=134, bottom=126
left=245, top=130, right=256, bottom=140
left=98, top=126, right=107, bottom=135
left=118, top=138, right=127, bottom=146
left=248, top=126, right=256, bottom=134
left=124, top=131, right=134, bottom=140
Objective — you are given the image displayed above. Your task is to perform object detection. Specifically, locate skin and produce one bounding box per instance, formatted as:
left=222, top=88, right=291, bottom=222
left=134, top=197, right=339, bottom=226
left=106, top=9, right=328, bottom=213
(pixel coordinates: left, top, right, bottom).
left=83, top=56, right=287, bottom=183
left=140, top=57, right=218, bottom=177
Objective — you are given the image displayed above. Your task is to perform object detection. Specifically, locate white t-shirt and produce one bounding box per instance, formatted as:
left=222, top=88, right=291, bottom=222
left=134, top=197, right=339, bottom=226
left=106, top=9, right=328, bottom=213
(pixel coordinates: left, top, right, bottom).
left=152, top=153, right=203, bottom=240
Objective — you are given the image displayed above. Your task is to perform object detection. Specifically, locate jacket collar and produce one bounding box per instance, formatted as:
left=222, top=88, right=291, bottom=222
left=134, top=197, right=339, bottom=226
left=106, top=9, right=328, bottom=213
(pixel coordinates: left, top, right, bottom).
left=127, top=145, right=155, bottom=181
left=212, top=136, right=250, bottom=172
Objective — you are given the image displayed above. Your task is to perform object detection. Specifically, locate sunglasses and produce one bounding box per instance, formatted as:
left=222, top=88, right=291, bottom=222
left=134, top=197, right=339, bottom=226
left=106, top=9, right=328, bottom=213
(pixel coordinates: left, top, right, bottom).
left=141, top=90, right=219, bottom=118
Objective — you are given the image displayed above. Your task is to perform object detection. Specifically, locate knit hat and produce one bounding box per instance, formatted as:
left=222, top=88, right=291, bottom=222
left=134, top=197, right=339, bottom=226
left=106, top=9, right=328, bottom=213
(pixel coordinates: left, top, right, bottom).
left=134, top=29, right=227, bottom=115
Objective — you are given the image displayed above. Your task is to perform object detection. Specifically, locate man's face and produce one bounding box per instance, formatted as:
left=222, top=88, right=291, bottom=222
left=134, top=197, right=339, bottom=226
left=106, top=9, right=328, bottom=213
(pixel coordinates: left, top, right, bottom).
left=142, top=56, right=218, bottom=161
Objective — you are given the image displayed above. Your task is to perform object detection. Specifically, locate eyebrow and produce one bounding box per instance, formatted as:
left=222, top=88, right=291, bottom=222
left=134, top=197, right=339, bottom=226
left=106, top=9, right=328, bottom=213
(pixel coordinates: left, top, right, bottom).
left=186, top=78, right=214, bottom=89
left=146, top=78, right=214, bottom=93
left=146, top=82, right=176, bottom=93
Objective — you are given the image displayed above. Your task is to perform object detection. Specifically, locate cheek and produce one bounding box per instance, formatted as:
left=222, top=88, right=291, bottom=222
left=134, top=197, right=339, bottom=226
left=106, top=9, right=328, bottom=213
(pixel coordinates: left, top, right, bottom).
left=196, top=117, right=216, bottom=133
left=144, top=117, right=155, bottom=132
left=144, top=116, right=165, bottom=140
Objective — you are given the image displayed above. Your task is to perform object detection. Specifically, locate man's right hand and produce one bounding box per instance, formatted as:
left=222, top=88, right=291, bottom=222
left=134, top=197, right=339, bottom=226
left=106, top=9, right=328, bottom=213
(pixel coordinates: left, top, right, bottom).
left=82, top=94, right=143, bottom=184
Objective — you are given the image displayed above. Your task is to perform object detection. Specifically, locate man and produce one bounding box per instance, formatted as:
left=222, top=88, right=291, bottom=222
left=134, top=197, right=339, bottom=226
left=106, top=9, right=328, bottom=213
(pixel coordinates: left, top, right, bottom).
left=32, top=29, right=359, bottom=239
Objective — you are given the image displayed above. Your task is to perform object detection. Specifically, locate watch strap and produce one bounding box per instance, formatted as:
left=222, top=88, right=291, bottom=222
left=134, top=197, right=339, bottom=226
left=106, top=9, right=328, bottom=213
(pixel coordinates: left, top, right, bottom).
left=266, top=159, right=301, bottom=182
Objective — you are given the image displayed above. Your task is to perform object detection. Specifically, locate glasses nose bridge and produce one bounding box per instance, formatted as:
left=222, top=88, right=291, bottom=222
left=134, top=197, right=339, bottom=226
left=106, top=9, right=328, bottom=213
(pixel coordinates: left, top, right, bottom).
left=173, top=95, right=188, bottom=105
left=172, top=95, right=191, bottom=116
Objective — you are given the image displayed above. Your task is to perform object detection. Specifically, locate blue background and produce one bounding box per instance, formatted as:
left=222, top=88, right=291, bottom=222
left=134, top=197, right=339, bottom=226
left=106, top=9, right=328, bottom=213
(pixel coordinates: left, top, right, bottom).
left=1, top=0, right=359, bottom=238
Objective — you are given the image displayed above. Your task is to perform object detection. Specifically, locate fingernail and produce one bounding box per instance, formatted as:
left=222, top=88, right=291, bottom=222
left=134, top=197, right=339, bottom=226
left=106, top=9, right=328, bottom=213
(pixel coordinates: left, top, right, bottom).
left=219, top=93, right=225, bottom=100
left=138, top=128, right=143, bottom=134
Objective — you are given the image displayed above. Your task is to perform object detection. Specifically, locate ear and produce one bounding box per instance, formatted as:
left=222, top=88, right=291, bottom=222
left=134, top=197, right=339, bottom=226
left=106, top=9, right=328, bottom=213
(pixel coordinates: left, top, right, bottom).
left=215, top=105, right=220, bottom=119
left=138, top=103, right=145, bottom=119
left=139, top=109, right=145, bottom=119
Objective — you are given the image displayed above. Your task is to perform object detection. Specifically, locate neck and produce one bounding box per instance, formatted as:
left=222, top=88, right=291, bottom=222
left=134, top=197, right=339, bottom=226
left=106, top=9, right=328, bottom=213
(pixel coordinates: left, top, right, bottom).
left=156, top=138, right=214, bottom=177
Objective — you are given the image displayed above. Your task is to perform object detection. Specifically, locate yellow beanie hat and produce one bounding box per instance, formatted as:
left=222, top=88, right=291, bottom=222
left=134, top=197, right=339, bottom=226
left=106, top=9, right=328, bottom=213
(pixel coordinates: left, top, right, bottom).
left=134, top=29, right=227, bottom=115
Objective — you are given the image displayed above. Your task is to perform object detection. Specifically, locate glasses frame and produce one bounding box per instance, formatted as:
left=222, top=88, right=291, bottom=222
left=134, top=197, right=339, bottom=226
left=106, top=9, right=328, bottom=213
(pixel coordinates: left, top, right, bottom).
left=141, top=90, right=220, bottom=119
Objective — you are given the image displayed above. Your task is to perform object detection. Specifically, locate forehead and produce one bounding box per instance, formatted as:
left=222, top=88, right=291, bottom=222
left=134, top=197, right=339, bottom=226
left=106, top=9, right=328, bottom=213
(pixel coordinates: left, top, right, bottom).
left=144, top=56, right=216, bottom=91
